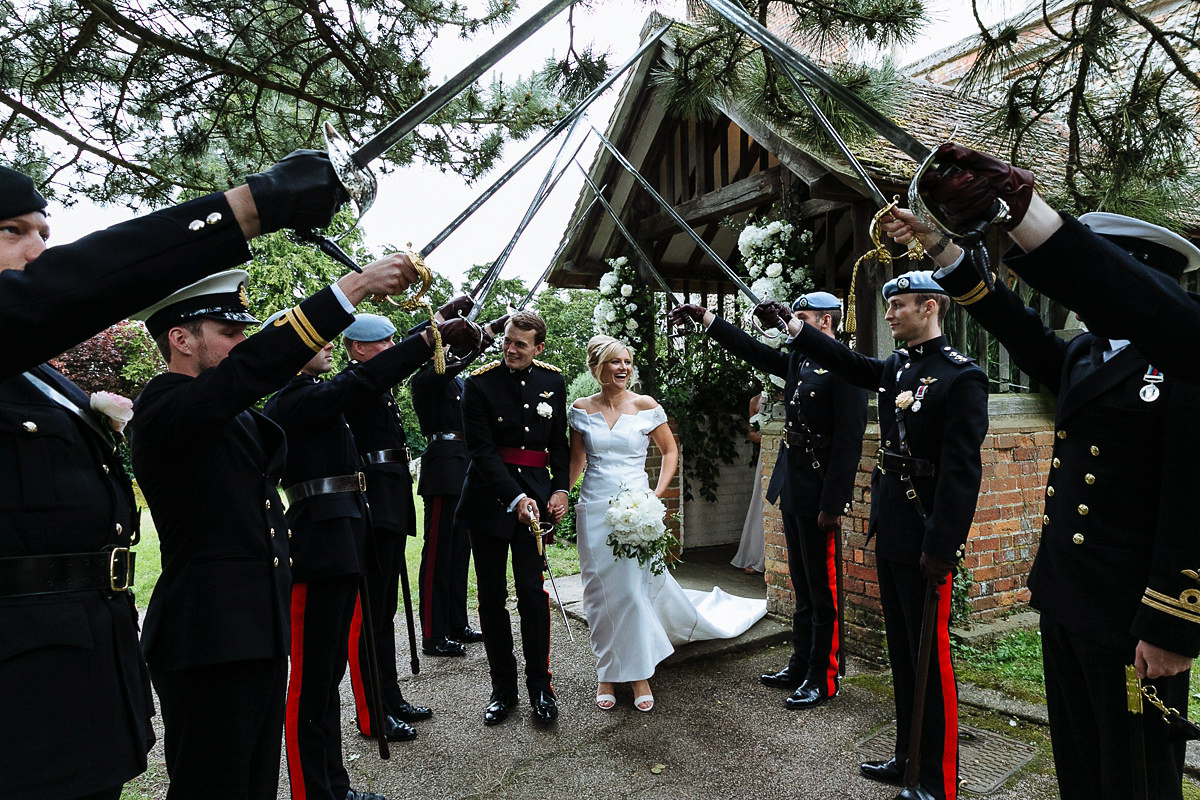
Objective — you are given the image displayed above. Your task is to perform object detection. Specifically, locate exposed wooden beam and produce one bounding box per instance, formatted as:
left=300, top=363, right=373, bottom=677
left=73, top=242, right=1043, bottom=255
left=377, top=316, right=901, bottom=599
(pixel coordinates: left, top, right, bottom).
left=640, top=166, right=783, bottom=240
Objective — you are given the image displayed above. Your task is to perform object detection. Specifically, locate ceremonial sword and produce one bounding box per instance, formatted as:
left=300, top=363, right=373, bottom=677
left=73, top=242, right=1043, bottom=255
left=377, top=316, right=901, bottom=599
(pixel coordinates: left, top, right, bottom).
left=529, top=510, right=573, bottom=641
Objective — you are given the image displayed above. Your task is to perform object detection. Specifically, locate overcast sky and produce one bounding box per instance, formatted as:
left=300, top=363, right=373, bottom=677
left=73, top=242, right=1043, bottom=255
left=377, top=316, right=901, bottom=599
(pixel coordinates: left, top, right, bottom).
left=47, top=0, right=1016, bottom=291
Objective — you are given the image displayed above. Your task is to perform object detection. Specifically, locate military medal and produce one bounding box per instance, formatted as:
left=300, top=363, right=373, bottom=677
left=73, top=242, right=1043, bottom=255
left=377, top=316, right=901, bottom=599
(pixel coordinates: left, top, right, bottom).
left=1139, top=366, right=1163, bottom=402
left=912, top=383, right=930, bottom=412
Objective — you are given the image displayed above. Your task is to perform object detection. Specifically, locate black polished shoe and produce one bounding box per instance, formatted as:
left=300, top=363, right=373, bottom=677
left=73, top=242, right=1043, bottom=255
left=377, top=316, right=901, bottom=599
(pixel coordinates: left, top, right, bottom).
left=346, top=789, right=387, bottom=800
left=530, top=690, right=558, bottom=723
left=784, top=680, right=836, bottom=710
left=390, top=698, right=433, bottom=722
left=358, top=714, right=417, bottom=742
left=484, top=691, right=515, bottom=726
left=893, top=785, right=936, bottom=800
left=422, top=636, right=466, bottom=657
left=760, top=665, right=805, bottom=689
left=458, top=626, right=484, bottom=643
left=860, top=757, right=905, bottom=785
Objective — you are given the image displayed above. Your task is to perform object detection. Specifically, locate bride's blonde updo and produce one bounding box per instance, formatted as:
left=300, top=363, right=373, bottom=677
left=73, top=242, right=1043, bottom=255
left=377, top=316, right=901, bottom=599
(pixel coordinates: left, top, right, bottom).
left=586, top=334, right=639, bottom=389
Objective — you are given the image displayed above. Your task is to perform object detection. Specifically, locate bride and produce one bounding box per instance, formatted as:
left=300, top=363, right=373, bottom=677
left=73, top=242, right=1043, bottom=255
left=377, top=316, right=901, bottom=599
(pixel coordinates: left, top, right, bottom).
left=568, top=335, right=767, bottom=712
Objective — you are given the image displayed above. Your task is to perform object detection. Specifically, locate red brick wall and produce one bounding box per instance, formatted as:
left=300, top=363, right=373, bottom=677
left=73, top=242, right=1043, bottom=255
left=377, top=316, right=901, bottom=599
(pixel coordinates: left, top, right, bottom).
left=760, top=394, right=1055, bottom=660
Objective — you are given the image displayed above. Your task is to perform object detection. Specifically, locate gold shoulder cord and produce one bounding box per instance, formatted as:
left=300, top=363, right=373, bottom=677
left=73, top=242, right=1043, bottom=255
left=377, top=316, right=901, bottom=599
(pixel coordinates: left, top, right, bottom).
left=846, top=197, right=925, bottom=334
left=376, top=248, right=445, bottom=374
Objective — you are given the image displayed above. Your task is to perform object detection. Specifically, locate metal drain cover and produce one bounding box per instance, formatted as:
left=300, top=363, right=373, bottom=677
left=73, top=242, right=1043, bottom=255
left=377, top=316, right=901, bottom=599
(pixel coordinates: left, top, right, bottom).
left=856, top=723, right=1037, bottom=795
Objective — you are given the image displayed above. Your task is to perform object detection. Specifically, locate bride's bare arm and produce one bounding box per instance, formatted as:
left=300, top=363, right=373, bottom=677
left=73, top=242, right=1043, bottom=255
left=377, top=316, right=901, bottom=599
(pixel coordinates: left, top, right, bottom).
left=568, top=428, right=587, bottom=489
left=649, top=419, right=678, bottom=497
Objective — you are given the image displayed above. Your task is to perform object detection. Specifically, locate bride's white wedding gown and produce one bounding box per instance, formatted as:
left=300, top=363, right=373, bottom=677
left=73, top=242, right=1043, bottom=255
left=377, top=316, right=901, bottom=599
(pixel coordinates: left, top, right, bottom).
left=569, top=405, right=768, bottom=683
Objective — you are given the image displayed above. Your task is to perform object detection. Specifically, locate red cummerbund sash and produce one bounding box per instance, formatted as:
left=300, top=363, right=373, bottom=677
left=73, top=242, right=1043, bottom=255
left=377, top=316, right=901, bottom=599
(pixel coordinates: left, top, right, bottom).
left=496, top=446, right=549, bottom=468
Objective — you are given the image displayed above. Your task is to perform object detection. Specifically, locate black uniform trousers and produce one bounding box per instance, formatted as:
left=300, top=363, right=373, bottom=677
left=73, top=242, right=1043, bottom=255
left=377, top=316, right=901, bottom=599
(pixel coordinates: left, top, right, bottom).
left=286, top=576, right=359, bottom=800
left=878, top=555, right=958, bottom=800
left=349, top=525, right=407, bottom=733
left=1040, top=615, right=1188, bottom=800
left=151, top=657, right=287, bottom=800
left=783, top=509, right=841, bottom=692
left=470, top=521, right=552, bottom=699
left=419, top=494, right=471, bottom=640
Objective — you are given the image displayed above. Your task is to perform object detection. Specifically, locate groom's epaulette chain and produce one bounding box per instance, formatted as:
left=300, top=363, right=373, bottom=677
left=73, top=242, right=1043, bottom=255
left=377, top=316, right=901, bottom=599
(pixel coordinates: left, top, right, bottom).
left=532, top=359, right=561, bottom=372
left=471, top=360, right=501, bottom=376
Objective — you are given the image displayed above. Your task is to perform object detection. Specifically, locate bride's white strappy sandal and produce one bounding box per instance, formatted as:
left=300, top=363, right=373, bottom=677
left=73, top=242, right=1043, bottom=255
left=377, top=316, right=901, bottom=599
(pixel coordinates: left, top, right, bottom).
left=595, top=693, right=617, bottom=710
left=634, top=693, right=654, bottom=712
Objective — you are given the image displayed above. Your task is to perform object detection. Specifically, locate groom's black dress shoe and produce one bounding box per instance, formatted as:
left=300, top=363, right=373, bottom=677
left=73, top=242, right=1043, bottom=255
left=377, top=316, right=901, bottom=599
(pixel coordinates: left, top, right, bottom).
left=531, top=690, right=558, bottom=723
left=390, top=698, right=433, bottom=722
left=458, top=626, right=485, bottom=643
left=784, top=680, right=836, bottom=709
left=892, top=786, right=936, bottom=800
left=859, top=757, right=905, bottom=785
left=760, top=665, right=805, bottom=689
left=367, top=715, right=416, bottom=741
left=484, top=692, right=516, bottom=726
left=422, top=636, right=466, bottom=657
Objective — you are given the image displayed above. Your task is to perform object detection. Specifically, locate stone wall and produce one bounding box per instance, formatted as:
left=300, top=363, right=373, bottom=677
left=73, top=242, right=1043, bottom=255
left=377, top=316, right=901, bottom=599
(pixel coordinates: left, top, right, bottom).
left=760, top=393, right=1056, bottom=660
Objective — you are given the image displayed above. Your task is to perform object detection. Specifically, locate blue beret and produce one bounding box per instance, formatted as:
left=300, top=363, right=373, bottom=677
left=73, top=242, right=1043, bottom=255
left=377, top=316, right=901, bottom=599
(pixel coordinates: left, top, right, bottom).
left=882, top=270, right=946, bottom=301
left=792, top=291, right=841, bottom=312
left=343, top=313, right=396, bottom=342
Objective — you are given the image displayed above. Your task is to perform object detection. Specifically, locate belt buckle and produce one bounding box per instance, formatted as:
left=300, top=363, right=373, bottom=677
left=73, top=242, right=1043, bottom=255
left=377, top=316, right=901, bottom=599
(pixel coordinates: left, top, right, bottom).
left=905, top=487, right=917, bottom=500
left=108, top=547, right=132, bottom=592
left=357, top=472, right=366, bottom=492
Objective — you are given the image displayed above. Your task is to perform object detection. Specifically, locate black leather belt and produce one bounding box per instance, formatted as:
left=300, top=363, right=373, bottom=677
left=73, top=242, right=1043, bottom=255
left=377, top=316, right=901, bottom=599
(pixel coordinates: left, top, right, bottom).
left=877, top=449, right=936, bottom=477
left=429, top=431, right=464, bottom=442
left=362, top=448, right=408, bottom=465
left=284, top=472, right=366, bottom=503
left=0, top=548, right=135, bottom=597
left=784, top=430, right=830, bottom=449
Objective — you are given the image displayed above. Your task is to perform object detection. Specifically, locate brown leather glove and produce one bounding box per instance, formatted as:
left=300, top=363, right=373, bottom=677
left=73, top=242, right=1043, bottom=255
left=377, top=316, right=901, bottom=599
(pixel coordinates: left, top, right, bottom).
left=481, top=314, right=510, bottom=349
left=919, top=552, right=956, bottom=585
left=753, top=300, right=792, bottom=332
left=436, top=293, right=475, bottom=321
left=437, top=318, right=483, bottom=350
left=667, top=304, right=707, bottom=331
left=919, top=143, right=1035, bottom=232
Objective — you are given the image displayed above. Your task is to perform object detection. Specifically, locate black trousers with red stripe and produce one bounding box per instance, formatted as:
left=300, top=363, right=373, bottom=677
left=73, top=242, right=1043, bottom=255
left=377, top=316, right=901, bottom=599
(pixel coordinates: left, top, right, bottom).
left=418, top=494, right=472, bottom=641
left=286, top=576, right=358, bottom=800
left=783, top=510, right=841, bottom=692
left=878, top=555, right=958, bottom=800
left=469, top=522, right=552, bottom=699
left=151, top=657, right=287, bottom=800
left=1040, top=614, right=1189, bottom=800
left=349, top=526, right=410, bottom=730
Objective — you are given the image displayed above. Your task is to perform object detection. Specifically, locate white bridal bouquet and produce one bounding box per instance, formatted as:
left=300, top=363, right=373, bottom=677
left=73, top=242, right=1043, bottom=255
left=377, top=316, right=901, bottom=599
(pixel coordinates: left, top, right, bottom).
left=605, top=487, right=676, bottom=575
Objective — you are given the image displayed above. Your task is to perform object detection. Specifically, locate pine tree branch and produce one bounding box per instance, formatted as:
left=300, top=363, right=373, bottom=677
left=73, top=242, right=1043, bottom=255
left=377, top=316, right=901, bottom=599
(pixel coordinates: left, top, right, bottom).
left=1115, top=0, right=1200, bottom=91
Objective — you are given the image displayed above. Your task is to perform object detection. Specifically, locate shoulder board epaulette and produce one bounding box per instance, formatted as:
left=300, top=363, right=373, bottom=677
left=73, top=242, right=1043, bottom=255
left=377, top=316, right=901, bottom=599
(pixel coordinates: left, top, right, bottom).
left=471, top=360, right=502, bottom=376
left=939, top=347, right=977, bottom=367
left=532, top=359, right=562, bottom=373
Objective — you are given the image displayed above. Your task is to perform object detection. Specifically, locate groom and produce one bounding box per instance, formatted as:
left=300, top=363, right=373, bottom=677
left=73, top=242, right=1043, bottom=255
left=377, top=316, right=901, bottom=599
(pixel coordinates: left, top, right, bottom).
left=458, top=310, right=570, bottom=725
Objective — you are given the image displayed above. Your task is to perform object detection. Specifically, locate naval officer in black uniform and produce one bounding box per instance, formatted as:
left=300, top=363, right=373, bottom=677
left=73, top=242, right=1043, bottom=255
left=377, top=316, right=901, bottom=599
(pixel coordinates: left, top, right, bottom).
left=669, top=292, right=867, bottom=709
left=265, top=309, right=479, bottom=800
left=131, top=256, right=417, bottom=800
left=759, top=271, right=989, bottom=800
left=0, top=154, right=345, bottom=800
left=884, top=202, right=1200, bottom=800
left=410, top=314, right=508, bottom=656
left=458, top=310, right=570, bottom=725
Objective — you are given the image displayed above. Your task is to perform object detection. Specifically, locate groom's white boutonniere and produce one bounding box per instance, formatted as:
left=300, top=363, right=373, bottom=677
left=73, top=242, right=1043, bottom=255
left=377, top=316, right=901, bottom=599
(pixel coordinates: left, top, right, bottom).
left=536, top=402, right=553, bottom=419
left=895, top=390, right=915, bottom=411
left=90, top=391, right=134, bottom=434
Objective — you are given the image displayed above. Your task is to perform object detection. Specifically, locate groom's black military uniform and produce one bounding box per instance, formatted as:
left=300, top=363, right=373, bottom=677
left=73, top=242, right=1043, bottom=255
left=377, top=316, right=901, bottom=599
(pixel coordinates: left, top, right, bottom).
left=938, top=230, right=1200, bottom=800
left=458, top=358, right=569, bottom=722
left=701, top=309, right=866, bottom=707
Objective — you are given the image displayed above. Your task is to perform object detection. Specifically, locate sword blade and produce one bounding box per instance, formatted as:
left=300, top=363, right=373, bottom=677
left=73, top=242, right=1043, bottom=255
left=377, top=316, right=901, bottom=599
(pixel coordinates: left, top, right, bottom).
left=516, top=193, right=603, bottom=310
left=418, top=23, right=672, bottom=260
left=352, top=0, right=578, bottom=167
left=466, top=132, right=590, bottom=321
left=589, top=125, right=762, bottom=304
left=574, top=160, right=682, bottom=306
left=543, top=556, right=574, bottom=641
left=701, top=0, right=931, bottom=163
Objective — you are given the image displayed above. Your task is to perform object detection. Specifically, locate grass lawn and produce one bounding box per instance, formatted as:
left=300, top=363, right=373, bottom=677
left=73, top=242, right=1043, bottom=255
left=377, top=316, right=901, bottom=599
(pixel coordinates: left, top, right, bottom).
left=131, top=494, right=580, bottom=611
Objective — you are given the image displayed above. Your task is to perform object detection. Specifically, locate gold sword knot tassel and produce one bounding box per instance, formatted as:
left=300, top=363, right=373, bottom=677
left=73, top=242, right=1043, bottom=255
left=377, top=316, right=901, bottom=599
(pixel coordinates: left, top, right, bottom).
left=846, top=197, right=925, bottom=334
left=375, top=247, right=445, bottom=374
